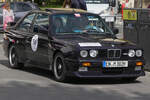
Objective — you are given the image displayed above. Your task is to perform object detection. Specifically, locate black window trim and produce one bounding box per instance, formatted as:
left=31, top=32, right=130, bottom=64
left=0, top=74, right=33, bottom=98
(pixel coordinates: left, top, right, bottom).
left=16, top=12, right=37, bottom=33
left=32, top=12, right=50, bottom=36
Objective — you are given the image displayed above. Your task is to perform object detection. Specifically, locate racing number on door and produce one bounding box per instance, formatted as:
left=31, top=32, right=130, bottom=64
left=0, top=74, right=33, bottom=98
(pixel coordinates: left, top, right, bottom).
left=31, top=35, right=39, bottom=52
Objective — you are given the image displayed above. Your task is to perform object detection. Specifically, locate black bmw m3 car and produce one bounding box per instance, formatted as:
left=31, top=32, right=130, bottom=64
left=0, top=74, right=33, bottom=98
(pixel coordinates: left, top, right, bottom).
left=3, top=8, right=145, bottom=82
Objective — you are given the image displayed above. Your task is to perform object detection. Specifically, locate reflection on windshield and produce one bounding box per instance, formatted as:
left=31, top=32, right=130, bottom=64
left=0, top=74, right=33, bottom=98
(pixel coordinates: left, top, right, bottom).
left=52, top=13, right=112, bottom=35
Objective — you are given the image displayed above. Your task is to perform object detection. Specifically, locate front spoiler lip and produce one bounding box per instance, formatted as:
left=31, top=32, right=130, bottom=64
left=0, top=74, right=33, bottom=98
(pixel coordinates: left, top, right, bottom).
left=72, top=71, right=145, bottom=78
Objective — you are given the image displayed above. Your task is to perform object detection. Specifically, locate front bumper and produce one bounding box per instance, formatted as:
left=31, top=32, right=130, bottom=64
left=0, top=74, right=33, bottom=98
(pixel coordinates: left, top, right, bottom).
left=65, top=59, right=145, bottom=78
left=72, top=70, right=145, bottom=78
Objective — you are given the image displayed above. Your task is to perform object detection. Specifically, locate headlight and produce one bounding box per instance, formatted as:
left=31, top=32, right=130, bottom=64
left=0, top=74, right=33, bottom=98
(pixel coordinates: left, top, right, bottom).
left=128, top=50, right=135, bottom=57
left=136, top=50, right=142, bottom=57
left=80, top=50, right=88, bottom=58
left=89, top=50, right=98, bottom=57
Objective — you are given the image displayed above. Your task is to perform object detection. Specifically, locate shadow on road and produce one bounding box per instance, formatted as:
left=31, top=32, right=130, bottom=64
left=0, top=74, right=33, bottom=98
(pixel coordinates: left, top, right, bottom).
left=0, top=60, right=141, bottom=85
left=0, top=59, right=9, bottom=67
left=65, top=78, right=141, bottom=85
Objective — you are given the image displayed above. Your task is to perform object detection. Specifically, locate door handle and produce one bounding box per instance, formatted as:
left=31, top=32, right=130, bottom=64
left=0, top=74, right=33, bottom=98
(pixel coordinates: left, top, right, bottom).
left=25, top=37, right=30, bottom=43
left=25, top=39, right=30, bottom=43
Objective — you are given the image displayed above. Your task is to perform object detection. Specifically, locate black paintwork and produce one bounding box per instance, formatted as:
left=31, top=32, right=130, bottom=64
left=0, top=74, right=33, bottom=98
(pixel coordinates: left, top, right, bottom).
left=3, top=9, right=145, bottom=78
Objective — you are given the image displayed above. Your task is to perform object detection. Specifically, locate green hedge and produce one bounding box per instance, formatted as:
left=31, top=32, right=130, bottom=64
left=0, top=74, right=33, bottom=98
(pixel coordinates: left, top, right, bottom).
left=40, top=5, right=62, bottom=10
left=33, top=0, right=63, bottom=6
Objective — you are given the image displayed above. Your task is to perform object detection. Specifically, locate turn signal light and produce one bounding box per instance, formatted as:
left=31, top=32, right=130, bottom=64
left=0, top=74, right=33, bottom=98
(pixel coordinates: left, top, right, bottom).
left=82, top=62, right=91, bottom=67
left=136, top=62, right=143, bottom=66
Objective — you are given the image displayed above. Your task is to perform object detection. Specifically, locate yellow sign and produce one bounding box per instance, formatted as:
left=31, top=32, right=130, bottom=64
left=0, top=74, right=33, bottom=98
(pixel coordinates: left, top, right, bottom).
left=123, top=10, right=137, bottom=20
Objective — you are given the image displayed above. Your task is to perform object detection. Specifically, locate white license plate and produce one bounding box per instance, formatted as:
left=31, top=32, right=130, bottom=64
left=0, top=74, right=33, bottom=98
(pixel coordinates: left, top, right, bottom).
left=103, top=61, right=128, bottom=68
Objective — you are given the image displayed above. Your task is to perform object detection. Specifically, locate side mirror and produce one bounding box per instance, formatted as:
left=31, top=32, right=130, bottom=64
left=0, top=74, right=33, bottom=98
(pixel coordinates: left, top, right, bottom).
left=113, top=28, right=119, bottom=35
left=38, top=26, right=48, bottom=35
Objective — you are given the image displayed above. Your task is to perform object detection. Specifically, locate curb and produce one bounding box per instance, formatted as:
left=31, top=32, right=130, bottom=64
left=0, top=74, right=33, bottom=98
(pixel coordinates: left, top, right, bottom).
left=0, top=33, right=3, bottom=44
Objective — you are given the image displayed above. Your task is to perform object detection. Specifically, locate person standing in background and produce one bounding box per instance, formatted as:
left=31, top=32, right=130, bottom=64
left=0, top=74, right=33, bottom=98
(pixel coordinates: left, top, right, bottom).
left=63, top=0, right=71, bottom=8
left=63, top=0, right=87, bottom=10
left=3, top=2, right=14, bottom=30
left=121, top=1, right=126, bottom=19
left=78, top=0, right=87, bottom=10
left=147, top=4, right=150, bottom=8
left=71, top=0, right=87, bottom=10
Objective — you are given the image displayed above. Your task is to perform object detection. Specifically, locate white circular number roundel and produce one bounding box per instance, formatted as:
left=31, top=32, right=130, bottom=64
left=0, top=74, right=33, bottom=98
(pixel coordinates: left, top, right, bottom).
left=31, top=35, right=38, bottom=52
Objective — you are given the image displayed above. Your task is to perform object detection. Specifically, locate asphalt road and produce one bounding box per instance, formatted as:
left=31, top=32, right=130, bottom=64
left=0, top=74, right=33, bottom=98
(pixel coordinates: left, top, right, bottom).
left=0, top=45, right=150, bottom=100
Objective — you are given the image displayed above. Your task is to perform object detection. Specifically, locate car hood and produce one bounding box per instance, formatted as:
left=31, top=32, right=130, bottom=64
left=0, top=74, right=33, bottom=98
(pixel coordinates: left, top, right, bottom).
left=54, top=35, right=136, bottom=49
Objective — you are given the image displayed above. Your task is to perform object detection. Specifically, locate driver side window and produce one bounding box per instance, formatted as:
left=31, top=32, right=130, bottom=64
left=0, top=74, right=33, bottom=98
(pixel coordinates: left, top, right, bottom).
left=32, top=13, right=49, bottom=35
left=17, top=13, right=35, bottom=32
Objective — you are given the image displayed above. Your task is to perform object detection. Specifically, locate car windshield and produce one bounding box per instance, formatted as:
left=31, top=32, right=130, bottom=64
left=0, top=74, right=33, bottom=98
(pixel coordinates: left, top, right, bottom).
left=52, top=13, right=112, bottom=35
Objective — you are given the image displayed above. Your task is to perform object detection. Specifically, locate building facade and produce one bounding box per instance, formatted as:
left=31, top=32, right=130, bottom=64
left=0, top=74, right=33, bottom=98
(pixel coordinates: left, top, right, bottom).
left=119, top=0, right=150, bottom=8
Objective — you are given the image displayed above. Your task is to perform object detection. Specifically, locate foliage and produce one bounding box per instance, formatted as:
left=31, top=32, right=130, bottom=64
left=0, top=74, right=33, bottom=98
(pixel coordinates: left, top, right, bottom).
left=33, top=0, right=64, bottom=6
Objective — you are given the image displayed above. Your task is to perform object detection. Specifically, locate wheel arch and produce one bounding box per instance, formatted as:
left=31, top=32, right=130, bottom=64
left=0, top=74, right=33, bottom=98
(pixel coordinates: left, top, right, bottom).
left=53, top=50, right=63, bottom=61
left=8, top=42, right=25, bottom=63
left=8, top=42, right=14, bottom=57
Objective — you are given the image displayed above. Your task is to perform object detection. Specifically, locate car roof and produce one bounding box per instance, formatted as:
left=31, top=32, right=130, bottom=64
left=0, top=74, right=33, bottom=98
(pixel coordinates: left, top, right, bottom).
left=45, top=8, right=87, bottom=14
left=30, top=8, right=96, bottom=16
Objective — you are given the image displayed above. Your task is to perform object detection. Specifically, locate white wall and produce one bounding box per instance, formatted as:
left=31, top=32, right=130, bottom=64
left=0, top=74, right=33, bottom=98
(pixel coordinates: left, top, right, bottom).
left=119, top=0, right=135, bottom=8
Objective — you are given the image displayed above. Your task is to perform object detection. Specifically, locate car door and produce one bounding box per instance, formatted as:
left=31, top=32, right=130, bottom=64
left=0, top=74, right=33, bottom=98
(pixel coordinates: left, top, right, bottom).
left=31, top=13, right=49, bottom=68
left=15, top=13, right=37, bottom=63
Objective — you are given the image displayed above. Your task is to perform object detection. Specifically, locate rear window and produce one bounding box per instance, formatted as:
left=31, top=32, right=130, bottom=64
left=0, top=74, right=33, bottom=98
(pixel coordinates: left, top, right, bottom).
left=22, top=4, right=32, bottom=11
left=16, top=3, right=32, bottom=12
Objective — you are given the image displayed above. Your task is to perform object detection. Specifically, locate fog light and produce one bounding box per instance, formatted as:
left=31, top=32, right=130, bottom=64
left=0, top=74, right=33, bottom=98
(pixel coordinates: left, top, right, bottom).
left=135, top=66, right=142, bottom=71
left=136, top=62, right=143, bottom=66
left=82, top=62, right=91, bottom=67
left=78, top=67, right=88, bottom=72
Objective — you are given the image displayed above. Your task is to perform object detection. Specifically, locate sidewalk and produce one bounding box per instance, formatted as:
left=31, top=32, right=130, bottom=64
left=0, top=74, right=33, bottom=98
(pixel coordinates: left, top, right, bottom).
left=114, top=15, right=124, bottom=39
left=0, top=33, right=3, bottom=44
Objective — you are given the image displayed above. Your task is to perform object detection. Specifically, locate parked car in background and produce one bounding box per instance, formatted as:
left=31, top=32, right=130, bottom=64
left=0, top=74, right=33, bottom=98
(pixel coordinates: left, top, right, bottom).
left=3, top=8, right=145, bottom=82
left=0, top=2, right=40, bottom=32
left=0, top=2, right=3, bottom=6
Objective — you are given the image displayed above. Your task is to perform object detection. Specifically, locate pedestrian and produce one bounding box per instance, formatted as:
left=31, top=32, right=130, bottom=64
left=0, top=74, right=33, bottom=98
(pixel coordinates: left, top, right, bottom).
left=3, top=2, right=14, bottom=30
left=71, top=0, right=87, bottom=10
left=121, top=1, right=126, bottom=19
left=147, top=4, right=150, bottom=8
left=63, top=0, right=71, bottom=8
left=78, top=0, right=87, bottom=10
left=63, top=0, right=87, bottom=10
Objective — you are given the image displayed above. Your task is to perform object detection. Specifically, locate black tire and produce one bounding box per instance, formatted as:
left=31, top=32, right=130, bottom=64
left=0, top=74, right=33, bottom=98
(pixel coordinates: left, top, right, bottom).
left=8, top=45, right=24, bottom=69
left=53, top=53, right=67, bottom=82
left=122, top=77, right=138, bottom=82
